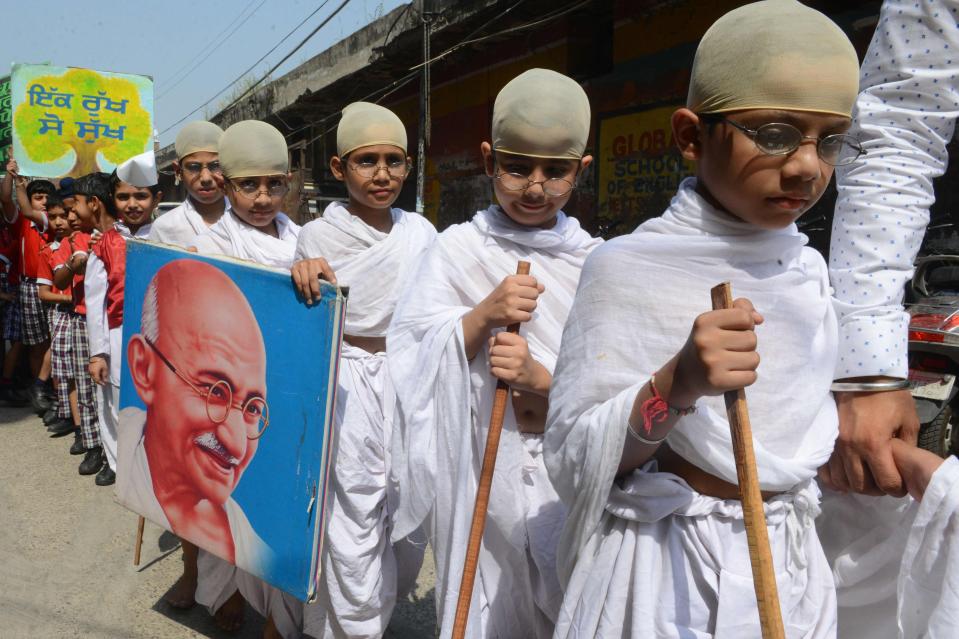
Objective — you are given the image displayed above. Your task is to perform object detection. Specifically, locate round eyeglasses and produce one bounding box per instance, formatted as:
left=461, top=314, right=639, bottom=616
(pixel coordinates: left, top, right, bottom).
left=716, top=118, right=865, bottom=166
left=494, top=172, right=575, bottom=197
left=348, top=159, right=411, bottom=180
left=145, top=337, right=270, bottom=439
left=229, top=179, right=289, bottom=200
left=181, top=161, right=222, bottom=176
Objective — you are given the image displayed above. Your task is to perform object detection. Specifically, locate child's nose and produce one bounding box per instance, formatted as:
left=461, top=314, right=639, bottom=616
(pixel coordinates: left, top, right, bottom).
left=783, top=141, right=822, bottom=181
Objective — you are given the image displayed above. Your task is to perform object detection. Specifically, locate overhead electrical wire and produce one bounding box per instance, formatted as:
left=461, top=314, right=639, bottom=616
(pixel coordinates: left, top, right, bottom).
left=216, top=0, right=353, bottom=115
left=163, top=0, right=590, bottom=143
left=157, top=0, right=268, bottom=99
left=159, top=0, right=346, bottom=135
left=299, top=0, right=588, bottom=146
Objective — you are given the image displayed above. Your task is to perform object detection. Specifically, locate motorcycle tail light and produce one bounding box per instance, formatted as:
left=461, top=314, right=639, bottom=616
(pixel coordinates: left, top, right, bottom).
left=908, top=313, right=959, bottom=343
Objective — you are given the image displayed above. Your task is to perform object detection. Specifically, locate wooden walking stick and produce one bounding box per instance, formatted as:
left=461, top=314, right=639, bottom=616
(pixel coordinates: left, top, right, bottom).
left=134, top=515, right=145, bottom=566
left=710, top=282, right=785, bottom=639
left=451, top=260, right=531, bottom=639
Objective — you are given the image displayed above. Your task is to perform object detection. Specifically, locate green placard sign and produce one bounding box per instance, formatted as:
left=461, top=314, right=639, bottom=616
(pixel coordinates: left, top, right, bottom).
left=0, top=75, right=11, bottom=169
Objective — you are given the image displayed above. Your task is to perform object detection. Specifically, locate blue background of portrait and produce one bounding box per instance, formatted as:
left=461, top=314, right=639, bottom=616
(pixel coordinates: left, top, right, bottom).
left=118, top=241, right=343, bottom=601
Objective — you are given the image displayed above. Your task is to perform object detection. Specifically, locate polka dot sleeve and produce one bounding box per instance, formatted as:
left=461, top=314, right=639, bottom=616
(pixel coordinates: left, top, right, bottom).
left=832, top=0, right=959, bottom=380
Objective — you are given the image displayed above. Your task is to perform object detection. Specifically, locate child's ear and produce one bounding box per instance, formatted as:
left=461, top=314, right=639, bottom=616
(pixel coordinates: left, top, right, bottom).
left=579, top=154, right=594, bottom=174
left=672, top=108, right=703, bottom=162
left=480, top=142, right=495, bottom=177
left=329, top=156, right=346, bottom=182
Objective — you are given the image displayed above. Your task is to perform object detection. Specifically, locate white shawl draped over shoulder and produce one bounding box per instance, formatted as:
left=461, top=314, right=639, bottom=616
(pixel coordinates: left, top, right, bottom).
left=294, top=202, right=437, bottom=336
left=149, top=197, right=231, bottom=248
left=545, top=178, right=839, bottom=586
left=190, top=210, right=300, bottom=269
left=387, top=205, right=601, bottom=637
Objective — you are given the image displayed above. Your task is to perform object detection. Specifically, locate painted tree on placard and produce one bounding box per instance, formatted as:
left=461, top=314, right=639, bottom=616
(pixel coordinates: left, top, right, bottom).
left=14, top=68, right=150, bottom=177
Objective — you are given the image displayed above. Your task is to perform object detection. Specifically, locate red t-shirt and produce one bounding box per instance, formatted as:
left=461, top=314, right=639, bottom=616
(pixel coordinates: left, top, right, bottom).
left=37, top=241, right=71, bottom=297
left=92, top=229, right=125, bottom=329
left=52, top=232, right=91, bottom=315
left=16, top=211, right=49, bottom=280
left=0, top=222, right=20, bottom=286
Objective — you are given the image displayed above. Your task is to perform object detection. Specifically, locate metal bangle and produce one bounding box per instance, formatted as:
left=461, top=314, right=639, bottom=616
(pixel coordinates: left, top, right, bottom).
left=830, top=379, right=910, bottom=393
left=626, top=419, right=669, bottom=446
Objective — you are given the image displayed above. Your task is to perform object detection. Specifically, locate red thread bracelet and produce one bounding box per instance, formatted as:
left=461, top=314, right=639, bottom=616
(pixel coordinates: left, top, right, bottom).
left=639, top=373, right=696, bottom=435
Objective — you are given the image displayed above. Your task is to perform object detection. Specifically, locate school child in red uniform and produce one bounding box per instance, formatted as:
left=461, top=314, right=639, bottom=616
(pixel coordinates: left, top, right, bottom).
left=52, top=173, right=109, bottom=478
left=37, top=195, right=78, bottom=443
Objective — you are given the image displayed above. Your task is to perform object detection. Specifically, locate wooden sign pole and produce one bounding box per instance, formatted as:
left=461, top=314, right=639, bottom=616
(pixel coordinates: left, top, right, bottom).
left=134, top=516, right=145, bottom=566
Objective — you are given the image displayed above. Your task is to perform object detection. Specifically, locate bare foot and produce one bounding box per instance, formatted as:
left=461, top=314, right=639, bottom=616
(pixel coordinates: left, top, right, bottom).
left=163, top=571, right=197, bottom=609
left=163, top=542, right=198, bottom=609
left=890, top=438, right=945, bottom=501
left=214, top=589, right=245, bottom=633
left=263, top=614, right=282, bottom=639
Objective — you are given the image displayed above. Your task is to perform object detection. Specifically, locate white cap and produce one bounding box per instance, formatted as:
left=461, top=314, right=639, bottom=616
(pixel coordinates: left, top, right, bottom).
left=116, top=151, right=158, bottom=188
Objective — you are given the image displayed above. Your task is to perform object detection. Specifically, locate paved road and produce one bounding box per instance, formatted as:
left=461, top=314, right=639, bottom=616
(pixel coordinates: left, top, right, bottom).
left=0, top=405, right=436, bottom=638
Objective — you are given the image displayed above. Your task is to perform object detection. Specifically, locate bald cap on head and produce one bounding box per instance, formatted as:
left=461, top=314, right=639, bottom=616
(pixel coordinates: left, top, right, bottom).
left=492, top=68, right=591, bottom=160
left=336, top=102, right=408, bottom=156
left=175, top=121, right=224, bottom=160
left=218, top=120, right=289, bottom=179
left=687, top=0, right=860, bottom=117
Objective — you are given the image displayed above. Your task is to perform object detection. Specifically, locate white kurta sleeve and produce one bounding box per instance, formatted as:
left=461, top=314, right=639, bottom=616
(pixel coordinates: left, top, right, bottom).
left=831, top=0, right=959, bottom=379
left=84, top=254, right=110, bottom=360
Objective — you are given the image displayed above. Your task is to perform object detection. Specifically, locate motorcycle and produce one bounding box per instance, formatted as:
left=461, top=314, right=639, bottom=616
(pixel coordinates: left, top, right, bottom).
left=907, top=253, right=959, bottom=457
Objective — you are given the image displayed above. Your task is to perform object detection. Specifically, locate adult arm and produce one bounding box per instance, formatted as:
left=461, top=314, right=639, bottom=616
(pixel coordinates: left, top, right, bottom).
left=826, top=0, right=958, bottom=496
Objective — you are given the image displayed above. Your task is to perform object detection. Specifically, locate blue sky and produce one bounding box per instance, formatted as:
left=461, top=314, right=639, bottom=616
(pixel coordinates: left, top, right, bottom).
left=0, top=0, right=408, bottom=147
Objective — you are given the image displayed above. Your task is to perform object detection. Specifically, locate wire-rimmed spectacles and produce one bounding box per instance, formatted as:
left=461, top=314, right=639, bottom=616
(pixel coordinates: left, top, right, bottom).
left=494, top=172, right=575, bottom=197
left=181, top=161, right=222, bottom=176
left=144, top=337, right=270, bottom=440
left=712, top=117, right=865, bottom=166
left=348, top=159, right=411, bottom=180
left=229, top=178, right=289, bottom=200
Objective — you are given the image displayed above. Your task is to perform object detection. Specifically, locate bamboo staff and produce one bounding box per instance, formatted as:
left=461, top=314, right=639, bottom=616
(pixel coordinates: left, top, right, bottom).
left=710, top=282, right=785, bottom=639
left=451, top=260, right=531, bottom=638
left=134, top=515, right=145, bottom=566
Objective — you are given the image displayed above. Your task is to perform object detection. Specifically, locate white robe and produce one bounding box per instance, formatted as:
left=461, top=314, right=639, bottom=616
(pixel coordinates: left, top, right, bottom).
left=544, top=179, right=838, bottom=638
left=148, top=196, right=230, bottom=247
left=294, top=202, right=436, bottom=638
left=387, top=205, right=602, bottom=638
left=189, top=211, right=300, bottom=629
left=819, top=456, right=959, bottom=639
